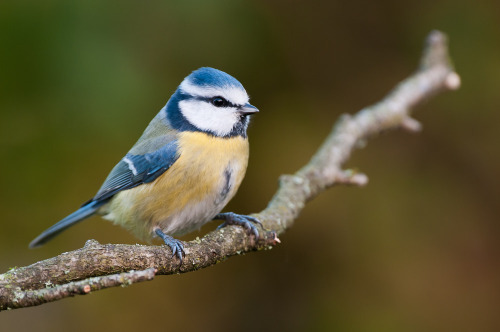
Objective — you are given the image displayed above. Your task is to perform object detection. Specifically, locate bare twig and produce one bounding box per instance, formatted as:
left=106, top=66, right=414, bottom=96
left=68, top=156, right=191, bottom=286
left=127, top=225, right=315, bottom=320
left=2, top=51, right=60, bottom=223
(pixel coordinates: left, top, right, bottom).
left=3, top=268, right=156, bottom=309
left=0, top=30, right=460, bottom=310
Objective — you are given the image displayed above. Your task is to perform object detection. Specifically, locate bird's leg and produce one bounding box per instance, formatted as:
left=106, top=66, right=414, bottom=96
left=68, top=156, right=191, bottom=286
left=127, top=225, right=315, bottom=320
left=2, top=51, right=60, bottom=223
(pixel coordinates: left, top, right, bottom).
left=155, top=228, right=185, bottom=263
left=214, top=212, right=263, bottom=239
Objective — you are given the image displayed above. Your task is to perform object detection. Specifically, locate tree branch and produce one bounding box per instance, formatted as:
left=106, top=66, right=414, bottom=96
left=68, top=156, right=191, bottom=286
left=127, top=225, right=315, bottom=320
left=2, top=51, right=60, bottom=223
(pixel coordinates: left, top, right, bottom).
left=0, top=30, right=460, bottom=311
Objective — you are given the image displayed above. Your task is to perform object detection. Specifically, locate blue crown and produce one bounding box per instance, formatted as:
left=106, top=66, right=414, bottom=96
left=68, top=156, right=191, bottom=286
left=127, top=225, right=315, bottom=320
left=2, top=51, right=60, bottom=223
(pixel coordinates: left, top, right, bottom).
left=187, top=67, right=244, bottom=89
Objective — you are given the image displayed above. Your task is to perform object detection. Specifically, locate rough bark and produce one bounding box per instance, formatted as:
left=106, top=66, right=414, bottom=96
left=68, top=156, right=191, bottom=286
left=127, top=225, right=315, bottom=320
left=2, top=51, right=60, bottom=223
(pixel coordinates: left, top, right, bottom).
left=0, top=30, right=460, bottom=311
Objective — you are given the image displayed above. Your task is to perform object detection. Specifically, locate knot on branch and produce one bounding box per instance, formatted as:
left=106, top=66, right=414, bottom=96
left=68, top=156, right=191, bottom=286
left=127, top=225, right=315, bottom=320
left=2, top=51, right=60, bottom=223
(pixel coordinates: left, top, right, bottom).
left=84, top=239, right=101, bottom=249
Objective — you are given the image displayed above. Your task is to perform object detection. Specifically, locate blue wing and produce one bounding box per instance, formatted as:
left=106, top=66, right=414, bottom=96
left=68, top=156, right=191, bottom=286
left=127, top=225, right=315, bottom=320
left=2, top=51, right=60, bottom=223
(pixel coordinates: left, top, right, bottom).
left=29, top=139, right=180, bottom=248
left=92, top=140, right=179, bottom=203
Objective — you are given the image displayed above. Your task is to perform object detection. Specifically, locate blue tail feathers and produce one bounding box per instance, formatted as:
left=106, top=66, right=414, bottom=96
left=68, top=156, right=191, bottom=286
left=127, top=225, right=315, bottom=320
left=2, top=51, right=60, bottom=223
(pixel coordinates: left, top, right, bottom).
left=29, top=201, right=103, bottom=248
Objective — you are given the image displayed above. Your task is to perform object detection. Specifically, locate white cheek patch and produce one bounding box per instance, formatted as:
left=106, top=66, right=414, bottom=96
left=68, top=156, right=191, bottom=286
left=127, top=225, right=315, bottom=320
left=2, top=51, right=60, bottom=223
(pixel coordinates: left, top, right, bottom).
left=179, top=81, right=249, bottom=106
left=179, top=100, right=239, bottom=136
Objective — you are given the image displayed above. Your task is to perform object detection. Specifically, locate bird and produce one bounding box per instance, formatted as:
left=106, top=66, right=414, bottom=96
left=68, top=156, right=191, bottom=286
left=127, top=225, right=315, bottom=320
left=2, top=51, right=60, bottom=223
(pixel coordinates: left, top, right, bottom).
left=29, top=67, right=261, bottom=262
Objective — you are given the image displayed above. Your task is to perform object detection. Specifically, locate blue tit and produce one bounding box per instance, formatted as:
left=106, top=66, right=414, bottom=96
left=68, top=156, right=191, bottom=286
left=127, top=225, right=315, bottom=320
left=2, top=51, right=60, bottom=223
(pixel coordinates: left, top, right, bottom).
left=29, top=67, right=260, bottom=261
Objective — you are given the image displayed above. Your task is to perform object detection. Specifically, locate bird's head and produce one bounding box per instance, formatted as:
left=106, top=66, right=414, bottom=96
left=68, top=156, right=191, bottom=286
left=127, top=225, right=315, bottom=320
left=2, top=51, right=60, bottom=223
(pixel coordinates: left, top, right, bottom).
left=165, top=67, right=258, bottom=138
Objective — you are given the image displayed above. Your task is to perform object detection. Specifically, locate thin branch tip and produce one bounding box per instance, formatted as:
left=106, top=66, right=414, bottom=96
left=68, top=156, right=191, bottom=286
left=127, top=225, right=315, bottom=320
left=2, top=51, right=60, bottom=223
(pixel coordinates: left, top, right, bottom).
left=445, top=72, right=461, bottom=90
left=401, top=117, right=422, bottom=132
left=427, top=30, right=447, bottom=46
left=420, top=30, right=453, bottom=71
left=337, top=170, right=369, bottom=186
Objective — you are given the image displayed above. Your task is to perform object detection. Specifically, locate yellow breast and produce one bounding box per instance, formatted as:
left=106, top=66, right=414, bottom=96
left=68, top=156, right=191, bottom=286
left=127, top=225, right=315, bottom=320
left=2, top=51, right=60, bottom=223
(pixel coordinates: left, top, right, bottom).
left=103, top=131, right=249, bottom=241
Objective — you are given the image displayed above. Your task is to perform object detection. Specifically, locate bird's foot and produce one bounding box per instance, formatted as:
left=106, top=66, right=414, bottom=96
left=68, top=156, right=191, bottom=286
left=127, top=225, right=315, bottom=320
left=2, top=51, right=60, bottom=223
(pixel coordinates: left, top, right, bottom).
left=155, top=228, right=185, bottom=263
left=215, top=212, right=263, bottom=239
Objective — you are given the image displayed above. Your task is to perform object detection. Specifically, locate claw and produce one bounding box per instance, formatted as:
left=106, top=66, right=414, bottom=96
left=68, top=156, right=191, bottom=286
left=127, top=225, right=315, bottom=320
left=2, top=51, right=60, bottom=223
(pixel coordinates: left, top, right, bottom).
left=155, top=229, right=185, bottom=264
left=214, top=212, right=262, bottom=239
left=216, top=222, right=228, bottom=230
left=243, top=215, right=263, bottom=229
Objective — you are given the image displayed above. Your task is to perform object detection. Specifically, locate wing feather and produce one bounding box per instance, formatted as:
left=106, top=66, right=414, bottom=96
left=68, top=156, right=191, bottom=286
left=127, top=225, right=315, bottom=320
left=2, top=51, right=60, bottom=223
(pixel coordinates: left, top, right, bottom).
left=92, top=139, right=179, bottom=203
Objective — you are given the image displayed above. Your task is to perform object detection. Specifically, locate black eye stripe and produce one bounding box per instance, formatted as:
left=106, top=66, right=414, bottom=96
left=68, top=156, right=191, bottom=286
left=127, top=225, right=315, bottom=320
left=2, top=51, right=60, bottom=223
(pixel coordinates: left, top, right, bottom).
left=192, top=96, right=239, bottom=108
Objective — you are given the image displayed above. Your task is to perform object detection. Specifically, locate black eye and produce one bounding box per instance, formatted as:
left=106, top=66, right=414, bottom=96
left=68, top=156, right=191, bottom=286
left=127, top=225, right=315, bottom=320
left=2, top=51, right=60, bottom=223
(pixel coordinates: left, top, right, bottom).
left=211, top=97, right=228, bottom=107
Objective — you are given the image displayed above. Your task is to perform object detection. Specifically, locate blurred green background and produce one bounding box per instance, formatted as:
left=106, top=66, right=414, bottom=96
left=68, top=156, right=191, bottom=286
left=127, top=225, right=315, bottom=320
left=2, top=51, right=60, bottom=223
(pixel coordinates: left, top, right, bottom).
left=1, top=0, right=499, bottom=331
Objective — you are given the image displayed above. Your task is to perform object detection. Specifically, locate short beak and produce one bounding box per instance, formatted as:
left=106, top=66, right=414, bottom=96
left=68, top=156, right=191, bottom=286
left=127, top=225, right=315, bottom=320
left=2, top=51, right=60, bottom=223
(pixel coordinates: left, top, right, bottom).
left=239, top=103, right=259, bottom=115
